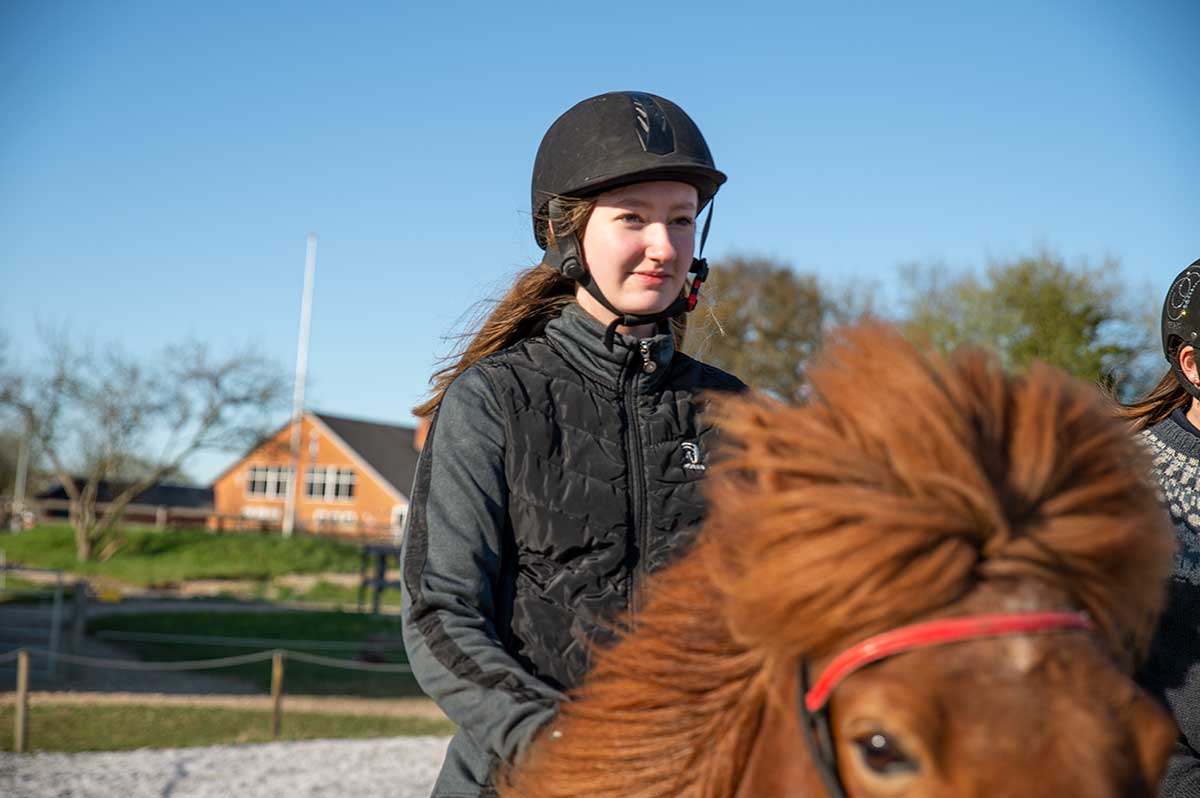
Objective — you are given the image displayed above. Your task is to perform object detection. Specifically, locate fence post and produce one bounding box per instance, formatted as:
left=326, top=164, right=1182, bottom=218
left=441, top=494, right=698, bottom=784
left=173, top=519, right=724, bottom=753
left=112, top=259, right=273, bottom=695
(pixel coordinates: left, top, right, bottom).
left=155, top=506, right=167, bottom=530
left=47, top=573, right=63, bottom=676
left=71, top=580, right=88, bottom=653
left=15, top=648, right=29, bottom=753
left=271, top=650, right=285, bottom=740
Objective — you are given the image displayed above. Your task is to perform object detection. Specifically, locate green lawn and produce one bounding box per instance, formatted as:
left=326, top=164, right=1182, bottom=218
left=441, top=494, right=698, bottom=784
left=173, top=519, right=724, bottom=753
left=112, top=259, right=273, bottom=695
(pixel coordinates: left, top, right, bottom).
left=0, top=525, right=362, bottom=586
left=88, top=610, right=420, bottom=697
left=0, top=703, right=454, bottom=752
left=0, top=575, right=78, bottom=604
left=269, top=578, right=402, bottom=608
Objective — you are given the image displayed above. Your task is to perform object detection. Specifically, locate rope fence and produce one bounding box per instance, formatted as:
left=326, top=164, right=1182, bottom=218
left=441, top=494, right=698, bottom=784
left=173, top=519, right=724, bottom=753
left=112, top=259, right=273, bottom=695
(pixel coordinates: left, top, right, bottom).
left=93, top=629, right=406, bottom=652
left=3, top=644, right=416, bottom=753
left=14, top=647, right=278, bottom=671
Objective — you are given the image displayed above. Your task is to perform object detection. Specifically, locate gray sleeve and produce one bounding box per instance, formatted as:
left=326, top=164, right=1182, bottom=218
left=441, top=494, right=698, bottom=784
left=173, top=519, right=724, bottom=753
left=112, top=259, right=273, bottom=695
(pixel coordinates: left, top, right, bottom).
left=401, top=366, right=564, bottom=765
left=1161, top=740, right=1200, bottom=798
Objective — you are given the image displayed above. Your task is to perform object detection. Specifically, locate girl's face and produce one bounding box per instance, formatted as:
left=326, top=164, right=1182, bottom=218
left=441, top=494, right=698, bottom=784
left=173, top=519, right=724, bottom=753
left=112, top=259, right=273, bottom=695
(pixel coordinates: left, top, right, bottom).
left=577, top=181, right=699, bottom=330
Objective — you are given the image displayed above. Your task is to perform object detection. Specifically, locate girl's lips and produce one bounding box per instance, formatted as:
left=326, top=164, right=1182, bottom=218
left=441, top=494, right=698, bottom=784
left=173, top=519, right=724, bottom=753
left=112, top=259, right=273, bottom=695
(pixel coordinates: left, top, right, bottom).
left=632, top=272, right=670, bottom=284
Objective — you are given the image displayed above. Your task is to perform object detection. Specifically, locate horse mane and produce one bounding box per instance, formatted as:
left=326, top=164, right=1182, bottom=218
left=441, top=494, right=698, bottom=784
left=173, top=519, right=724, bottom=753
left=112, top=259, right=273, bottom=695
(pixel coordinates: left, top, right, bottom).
left=500, top=322, right=1174, bottom=798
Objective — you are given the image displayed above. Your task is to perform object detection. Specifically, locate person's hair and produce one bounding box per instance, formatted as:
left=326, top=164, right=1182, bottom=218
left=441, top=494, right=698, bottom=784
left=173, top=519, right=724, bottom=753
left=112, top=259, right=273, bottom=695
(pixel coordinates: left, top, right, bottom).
left=1114, top=342, right=1191, bottom=431
left=413, top=196, right=690, bottom=418
left=1115, top=369, right=1190, bottom=431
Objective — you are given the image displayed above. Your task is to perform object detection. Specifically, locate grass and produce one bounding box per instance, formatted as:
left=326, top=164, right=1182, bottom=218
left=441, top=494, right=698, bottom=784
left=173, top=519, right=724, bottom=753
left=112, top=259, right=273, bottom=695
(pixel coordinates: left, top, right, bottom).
left=0, top=525, right=362, bottom=586
left=88, top=610, right=421, bottom=697
left=0, top=703, right=454, bottom=752
left=0, top=575, right=78, bottom=605
left=270, top=579, right=402, bottom=608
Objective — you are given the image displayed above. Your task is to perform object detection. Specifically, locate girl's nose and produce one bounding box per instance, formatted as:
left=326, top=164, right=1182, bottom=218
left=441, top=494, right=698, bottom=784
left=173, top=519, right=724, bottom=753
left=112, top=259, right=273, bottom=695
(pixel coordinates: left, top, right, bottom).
left=645, top=223, right=677, bottom=263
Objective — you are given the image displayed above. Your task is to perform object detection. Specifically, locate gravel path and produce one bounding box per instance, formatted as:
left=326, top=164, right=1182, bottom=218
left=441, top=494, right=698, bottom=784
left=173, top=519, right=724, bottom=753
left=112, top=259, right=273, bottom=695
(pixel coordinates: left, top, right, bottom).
left=0, top=736, right=451, bottom=797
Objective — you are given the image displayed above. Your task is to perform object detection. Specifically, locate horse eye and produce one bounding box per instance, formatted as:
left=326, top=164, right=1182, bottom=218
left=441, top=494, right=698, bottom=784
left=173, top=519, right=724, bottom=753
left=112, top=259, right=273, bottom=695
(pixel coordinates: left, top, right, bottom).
left=852, top=731, right=918, bottom=776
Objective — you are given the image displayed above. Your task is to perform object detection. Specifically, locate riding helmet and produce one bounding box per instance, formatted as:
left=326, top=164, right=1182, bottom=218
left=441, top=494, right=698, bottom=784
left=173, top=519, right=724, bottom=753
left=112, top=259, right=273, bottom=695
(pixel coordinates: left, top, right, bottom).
left=531, top=91, right=726, bottom=249
left=1162, top=258, right=1200, bottom=397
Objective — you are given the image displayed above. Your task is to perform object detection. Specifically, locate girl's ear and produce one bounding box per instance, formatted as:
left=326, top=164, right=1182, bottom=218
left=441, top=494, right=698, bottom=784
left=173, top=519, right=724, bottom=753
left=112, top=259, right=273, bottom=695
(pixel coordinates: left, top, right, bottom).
left=1179, top=346, right=1200, bottom=387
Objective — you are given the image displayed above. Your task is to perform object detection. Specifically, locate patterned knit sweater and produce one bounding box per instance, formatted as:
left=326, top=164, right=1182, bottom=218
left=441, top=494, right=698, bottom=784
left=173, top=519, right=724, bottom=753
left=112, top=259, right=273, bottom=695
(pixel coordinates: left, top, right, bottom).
left=1141, top=412, right=1200, bottom=798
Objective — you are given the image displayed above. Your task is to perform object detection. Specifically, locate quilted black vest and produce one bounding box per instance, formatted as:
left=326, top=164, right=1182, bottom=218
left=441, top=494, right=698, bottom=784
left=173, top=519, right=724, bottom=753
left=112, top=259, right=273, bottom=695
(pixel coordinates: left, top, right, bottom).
left=475, top=304, right=744, bottom=691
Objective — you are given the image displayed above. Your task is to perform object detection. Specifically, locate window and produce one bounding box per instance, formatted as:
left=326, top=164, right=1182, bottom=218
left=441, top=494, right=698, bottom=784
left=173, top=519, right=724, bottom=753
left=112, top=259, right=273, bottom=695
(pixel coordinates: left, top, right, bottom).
left=334, top=469, right=356, bottom=500
left=242, top=505, right=282, bottom=521
left=312, top=508, right=357, bottom=529
left=245, top=466, right=293, bottom=499
left=304, top=466, right=356, bottom=502
left=305, top=467, right=326, bottom=499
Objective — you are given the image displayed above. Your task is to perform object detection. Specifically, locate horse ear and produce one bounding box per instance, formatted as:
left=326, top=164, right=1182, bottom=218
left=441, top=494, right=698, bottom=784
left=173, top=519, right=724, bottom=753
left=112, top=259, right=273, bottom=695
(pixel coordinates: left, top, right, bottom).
left=1131, top=690, right=1177, bottom=790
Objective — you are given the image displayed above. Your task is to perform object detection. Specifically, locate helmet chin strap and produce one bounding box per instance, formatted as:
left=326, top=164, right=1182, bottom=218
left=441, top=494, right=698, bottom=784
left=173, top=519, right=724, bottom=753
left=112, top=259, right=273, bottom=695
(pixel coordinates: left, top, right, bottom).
left=544, top=201, right=714, bottom=349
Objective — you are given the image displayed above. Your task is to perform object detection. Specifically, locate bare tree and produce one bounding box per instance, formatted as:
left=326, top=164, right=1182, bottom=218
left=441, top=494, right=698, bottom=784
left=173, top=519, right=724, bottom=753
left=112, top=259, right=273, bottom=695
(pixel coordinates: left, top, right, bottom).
left=0, top=333, right=287, bottom=560
left=690, top=256, right=872, bottom=403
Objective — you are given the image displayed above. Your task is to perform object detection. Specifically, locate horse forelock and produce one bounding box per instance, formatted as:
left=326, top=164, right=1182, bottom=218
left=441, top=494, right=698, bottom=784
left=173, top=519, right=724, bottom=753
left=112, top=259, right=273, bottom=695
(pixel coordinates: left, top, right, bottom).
left=704, top=322, right=1173, bottom=664
left=499, top=322, right=1175, bottom=798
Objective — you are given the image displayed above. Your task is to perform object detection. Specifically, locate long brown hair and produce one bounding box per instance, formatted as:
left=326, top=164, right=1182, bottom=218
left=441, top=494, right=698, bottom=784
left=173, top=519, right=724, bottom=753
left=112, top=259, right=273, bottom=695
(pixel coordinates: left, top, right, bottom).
left=1114, top=365, right=1191, bottom=432
left=414, top=197, right=690, bottom=418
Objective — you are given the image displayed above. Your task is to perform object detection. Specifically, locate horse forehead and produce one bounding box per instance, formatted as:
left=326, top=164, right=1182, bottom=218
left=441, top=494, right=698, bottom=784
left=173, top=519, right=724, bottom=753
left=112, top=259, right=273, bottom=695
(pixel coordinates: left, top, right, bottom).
left=968, top=583, right=1079, bottom=674
left=935, top=645, right=1134, bottom=795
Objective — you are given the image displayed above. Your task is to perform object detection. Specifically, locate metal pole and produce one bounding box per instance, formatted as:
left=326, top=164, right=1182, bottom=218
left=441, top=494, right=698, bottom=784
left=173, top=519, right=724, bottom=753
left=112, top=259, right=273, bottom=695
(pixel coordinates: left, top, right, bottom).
left=271, top=650, right=285, bottom=739
left=11, top=427, right=28, bottom=532
left=71, top=580, right=88, bottom=653
left=46, top=572, right=62, bottom=676
left=15, top=649, right=29, bottom=753
left=282, top=233, right=317, bottom=538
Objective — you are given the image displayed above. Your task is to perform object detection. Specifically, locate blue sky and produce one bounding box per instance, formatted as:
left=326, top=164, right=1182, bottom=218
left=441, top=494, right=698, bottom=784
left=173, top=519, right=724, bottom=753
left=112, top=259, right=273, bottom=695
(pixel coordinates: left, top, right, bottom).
left=2, top=1, right=1198, bottom=482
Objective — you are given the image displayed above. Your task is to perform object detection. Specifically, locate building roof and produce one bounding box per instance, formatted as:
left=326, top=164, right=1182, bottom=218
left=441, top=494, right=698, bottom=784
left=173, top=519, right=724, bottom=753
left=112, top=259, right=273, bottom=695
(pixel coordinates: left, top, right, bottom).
left=312, top=412, right=420, bottom=498
left=38, top=479, right=214, bottom=509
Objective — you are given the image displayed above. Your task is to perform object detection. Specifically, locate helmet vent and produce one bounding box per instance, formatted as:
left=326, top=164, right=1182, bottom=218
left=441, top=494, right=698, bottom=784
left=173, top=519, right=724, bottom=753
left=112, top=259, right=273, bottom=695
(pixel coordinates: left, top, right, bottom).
left=627, top=92, right=675, bottom=155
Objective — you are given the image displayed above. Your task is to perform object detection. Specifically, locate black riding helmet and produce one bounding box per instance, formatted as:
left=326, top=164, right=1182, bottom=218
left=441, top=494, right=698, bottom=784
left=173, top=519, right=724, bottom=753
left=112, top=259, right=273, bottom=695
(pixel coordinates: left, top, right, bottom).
left=1162, top=258, right=1200, bottom=399
left=531, top=91, right=727, bottom=345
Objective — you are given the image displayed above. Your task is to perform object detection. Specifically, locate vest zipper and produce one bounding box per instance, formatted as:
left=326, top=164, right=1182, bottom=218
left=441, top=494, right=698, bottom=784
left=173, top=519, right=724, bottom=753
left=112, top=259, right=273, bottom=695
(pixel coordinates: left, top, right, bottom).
left=626, top=339, right=655, bottom=620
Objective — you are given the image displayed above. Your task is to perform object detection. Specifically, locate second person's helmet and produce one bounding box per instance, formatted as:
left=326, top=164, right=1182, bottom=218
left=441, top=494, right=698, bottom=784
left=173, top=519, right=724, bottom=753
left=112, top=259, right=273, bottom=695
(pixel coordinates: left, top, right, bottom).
left=1162, top=259, right=1200, bottom=398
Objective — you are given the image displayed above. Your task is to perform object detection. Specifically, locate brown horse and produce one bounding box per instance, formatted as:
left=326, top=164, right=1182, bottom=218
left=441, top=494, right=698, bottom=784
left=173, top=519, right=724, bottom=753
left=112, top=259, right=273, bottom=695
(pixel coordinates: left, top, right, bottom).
left=500, top=324, right=1178, bottom=798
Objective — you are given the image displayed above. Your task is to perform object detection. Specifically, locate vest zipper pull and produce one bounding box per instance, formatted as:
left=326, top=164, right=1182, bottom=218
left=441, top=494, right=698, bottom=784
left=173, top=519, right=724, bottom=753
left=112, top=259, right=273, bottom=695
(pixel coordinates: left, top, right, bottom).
left=640, top=339, right=657, bottom=374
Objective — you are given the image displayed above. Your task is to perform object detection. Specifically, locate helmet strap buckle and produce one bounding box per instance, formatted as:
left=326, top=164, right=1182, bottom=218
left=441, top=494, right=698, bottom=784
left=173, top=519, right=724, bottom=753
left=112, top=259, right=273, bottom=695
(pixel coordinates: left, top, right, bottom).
left=686, top=257, right=709, bottom=312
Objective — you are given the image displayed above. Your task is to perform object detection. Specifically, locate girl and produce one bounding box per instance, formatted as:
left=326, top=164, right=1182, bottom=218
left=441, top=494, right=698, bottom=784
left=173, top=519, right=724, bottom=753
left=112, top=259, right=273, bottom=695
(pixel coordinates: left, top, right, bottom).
left=401, top=91, right=746, bottom=797
left=1123, top=258, right=1200, bottom=797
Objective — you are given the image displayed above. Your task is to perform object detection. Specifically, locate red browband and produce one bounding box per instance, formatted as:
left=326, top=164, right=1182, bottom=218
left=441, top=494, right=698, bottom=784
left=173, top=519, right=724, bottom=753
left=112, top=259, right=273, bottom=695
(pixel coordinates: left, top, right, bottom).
left=804, top=611, right=1094, bottom=713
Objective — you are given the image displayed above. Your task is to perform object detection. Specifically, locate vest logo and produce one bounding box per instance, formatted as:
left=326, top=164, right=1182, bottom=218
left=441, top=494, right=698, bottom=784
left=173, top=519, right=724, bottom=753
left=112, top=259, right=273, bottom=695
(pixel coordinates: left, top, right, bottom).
left=681, top=441, right=706, bottom=473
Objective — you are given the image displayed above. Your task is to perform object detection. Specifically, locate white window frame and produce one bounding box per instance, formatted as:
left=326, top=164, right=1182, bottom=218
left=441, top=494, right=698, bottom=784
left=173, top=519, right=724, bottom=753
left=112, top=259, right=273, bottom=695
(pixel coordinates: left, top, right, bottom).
left=303, top=465, right=357, bottom=503
left=312, top=508, right=357, bottom=528
left=245, top=465, right=293, bottom=499
left=242, top=505, right=282, bottom=521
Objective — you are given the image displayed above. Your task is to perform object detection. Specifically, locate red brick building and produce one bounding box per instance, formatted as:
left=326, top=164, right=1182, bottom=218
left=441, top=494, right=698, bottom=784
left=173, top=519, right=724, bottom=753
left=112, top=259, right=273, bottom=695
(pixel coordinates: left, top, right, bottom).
left=210, top=412, right=423, bottom=539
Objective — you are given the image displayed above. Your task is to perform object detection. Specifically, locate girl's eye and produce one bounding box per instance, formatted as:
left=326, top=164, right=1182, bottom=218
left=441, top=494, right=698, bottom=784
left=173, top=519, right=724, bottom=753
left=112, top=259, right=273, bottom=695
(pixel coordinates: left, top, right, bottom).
left=851, top=731, right=918, bottom=776
left=672, top=217, right=695, bottom=227
left=617, top=213, right=644, bottom=224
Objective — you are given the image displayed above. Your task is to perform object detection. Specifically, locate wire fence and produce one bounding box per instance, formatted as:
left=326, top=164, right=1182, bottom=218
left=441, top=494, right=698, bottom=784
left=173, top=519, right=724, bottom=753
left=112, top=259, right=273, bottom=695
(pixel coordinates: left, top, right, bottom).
left=3, top=644, right=418, bottom=753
